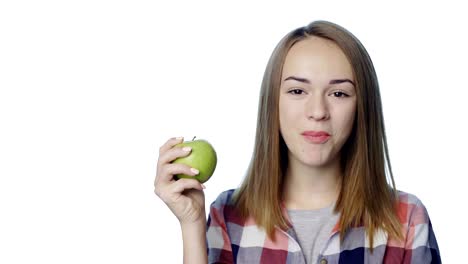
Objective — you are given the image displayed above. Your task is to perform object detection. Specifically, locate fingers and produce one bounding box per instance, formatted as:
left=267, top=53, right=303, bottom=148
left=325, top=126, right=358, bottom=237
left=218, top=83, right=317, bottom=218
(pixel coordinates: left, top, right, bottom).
left=158, top=137, right=184, bottom=156
left=154, top=136, right=202, bottom=200
left=157, top=143, right=193, bottom=167
left=170, top=178, right=205, bottom=194
left=158, top=163, right=199, bottom=183
left=155, top=136, right=191, bottom=184
left=155, top=174, right=204, bottom=202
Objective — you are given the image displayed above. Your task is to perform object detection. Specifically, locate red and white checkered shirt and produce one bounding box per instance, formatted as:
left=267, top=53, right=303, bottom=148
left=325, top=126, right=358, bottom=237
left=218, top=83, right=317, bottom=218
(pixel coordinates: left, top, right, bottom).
left=206, top=189, right=441, bottom=263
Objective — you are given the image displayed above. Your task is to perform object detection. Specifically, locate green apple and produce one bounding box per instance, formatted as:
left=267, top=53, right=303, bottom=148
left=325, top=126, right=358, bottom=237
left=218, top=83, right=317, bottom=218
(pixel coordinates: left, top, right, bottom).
left=172, top=138, right=217, bottom=183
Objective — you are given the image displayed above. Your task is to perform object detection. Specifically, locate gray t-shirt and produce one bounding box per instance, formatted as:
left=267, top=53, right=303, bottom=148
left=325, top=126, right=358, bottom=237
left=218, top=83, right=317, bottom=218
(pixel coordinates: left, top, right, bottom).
left=287, top=204, right=340, bottom=264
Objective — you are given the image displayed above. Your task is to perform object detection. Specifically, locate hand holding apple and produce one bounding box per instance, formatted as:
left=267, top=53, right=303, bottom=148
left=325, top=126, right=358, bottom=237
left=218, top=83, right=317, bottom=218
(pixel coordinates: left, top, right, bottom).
left=171, top=138, right=217, bottom=183
left=154, top=137, right=208, bottom=225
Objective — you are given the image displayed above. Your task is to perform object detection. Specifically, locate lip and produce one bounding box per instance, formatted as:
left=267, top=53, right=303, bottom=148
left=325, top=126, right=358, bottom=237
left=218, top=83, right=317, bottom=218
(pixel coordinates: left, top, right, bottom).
left=301, top=131, right=330, bottom=137
left=301, top=130, right=331, bottom=144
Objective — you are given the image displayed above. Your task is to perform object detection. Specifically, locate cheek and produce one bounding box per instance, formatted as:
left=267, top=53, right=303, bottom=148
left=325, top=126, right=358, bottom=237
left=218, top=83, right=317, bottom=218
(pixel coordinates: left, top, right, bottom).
left=279, top=98, right=289, bottom=130
left=337, top=108, right=356, bottom=137
left=279, top=99, right=300, bottom=133
left=331, top=104, right=356, bottom=137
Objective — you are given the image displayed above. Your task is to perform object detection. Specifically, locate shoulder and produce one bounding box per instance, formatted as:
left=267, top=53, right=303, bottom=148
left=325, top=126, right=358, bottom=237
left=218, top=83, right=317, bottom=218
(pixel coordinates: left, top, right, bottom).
left=394, top=189, right=431, bottom=225
left=206, top=189, right=239, bottom=263
left=396, top=189, right=424, bottom=206
left=397, top=190, right=426, bottom=213
left=385, top=191, right=441, bottom=262
left=210, top=189, right=237, bottom=209
left=208, top=189, right=244, bottom=226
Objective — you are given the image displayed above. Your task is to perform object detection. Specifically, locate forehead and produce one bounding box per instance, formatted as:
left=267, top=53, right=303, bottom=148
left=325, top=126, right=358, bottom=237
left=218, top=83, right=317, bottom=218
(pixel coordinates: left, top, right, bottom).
left=281, top=37, right=354, bottom=81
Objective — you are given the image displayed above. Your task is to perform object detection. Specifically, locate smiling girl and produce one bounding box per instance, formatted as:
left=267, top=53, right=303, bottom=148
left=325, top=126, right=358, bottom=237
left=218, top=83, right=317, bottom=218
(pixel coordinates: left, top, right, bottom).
left=155, top=20, right=441, bottom=263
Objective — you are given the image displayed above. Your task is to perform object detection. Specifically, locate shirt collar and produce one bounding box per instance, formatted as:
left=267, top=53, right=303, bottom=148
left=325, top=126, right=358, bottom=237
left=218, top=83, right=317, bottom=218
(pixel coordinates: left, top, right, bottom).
left=279, top=200, right=342, bottom=236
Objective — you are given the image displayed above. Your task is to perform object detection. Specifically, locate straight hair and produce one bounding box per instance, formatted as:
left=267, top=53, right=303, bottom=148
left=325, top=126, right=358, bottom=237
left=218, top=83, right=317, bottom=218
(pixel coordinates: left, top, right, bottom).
left=232, top=20, right=403, bottom=250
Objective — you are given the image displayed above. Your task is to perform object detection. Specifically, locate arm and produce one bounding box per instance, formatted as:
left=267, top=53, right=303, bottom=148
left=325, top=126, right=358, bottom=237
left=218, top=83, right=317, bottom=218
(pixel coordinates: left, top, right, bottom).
left=403, top=201, right=441, bottom=264
left=154, top=137, right=208, bottom=263
left=206, top=191, right=235, bottom=263
left=181, top=218, right=208, bottom=264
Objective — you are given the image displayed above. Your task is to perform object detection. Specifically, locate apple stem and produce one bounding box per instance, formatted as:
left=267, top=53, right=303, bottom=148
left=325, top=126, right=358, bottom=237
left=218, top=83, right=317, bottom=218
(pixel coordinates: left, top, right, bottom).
left=192, top=136, right=196, bottom=141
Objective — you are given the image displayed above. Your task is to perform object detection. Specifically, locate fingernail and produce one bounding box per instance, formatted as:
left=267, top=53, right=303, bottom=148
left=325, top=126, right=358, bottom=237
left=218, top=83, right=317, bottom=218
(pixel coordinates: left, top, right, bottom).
left=190, top=168, right=199, bottom=174
left=201, top=184, right=206, bottom=189
left=176, top=137, right=184, bottom=141
left=183, top=147, right=192, bottom=152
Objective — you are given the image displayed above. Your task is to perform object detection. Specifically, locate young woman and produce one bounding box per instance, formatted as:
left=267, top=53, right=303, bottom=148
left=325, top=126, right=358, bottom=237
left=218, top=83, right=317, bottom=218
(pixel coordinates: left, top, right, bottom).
left=155, top=20, right=441, bottom=264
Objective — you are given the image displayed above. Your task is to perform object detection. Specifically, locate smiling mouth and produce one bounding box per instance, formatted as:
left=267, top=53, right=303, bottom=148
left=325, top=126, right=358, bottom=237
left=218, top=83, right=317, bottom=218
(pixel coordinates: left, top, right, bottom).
left=302, top=134, right=330, bottom=144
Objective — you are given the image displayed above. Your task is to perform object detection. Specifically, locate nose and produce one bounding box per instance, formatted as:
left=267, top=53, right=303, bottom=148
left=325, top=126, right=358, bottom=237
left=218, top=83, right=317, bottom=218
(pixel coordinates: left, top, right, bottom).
left=305, top=94, right=329, bottom=121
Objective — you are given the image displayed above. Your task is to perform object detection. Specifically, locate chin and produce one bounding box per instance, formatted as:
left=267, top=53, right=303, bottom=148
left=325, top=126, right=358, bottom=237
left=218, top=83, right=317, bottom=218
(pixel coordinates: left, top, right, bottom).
left=299, top=150, right=340, bottom=167
left=297, top=155, right=330, bottom=167
left=303, top=160, right=330, bottom=168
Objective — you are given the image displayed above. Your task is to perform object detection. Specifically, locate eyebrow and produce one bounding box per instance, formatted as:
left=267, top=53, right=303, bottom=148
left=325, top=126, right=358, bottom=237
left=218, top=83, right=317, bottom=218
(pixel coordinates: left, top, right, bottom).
left=284, top=76, right=355, bottom=86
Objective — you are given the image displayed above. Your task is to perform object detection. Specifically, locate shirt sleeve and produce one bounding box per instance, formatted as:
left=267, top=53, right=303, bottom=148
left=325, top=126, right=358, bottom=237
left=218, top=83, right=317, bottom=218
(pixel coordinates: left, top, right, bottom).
left=206, top=192, right=235, bottom=264
left=403, top=199, right=441, bottom=264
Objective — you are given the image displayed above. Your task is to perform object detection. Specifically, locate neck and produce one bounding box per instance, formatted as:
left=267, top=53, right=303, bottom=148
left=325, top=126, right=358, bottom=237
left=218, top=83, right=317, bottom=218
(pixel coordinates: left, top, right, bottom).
left=282, top=155, right=342, bottom=210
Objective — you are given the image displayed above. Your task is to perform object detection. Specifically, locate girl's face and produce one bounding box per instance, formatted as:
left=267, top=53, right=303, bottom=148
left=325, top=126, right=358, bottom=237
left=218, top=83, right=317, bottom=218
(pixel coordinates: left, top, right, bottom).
left=279, top=36, right=357, bottom=168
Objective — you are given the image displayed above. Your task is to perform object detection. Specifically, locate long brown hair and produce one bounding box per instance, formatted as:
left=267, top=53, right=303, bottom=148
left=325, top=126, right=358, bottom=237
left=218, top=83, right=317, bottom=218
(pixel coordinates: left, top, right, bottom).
left=232, top=20, right=403, bottom=249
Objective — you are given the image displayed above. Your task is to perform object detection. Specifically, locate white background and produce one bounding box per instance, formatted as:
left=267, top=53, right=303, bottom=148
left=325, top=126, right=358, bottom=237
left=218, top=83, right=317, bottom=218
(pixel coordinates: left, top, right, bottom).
left=0, top=0, right=466, bottom=263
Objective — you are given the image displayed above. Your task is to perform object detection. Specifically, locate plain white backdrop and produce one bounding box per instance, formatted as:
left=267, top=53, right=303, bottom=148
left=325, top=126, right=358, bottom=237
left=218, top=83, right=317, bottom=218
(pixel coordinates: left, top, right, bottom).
left=1, top=0, right=466, bottom=263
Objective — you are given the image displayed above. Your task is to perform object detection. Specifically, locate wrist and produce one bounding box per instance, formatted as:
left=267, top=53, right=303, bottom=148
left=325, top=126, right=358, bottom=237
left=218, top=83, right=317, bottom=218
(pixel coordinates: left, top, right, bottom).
left=180, top=209, right=207, bottom=227
left=180, top=216, right=208, bottom=264
left=181, top=217, right=206, bottom=231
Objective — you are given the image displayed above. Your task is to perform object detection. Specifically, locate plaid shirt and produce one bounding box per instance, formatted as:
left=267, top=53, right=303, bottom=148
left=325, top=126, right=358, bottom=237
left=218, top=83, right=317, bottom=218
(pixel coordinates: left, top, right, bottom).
left=206, top=189, right=441, bottom=264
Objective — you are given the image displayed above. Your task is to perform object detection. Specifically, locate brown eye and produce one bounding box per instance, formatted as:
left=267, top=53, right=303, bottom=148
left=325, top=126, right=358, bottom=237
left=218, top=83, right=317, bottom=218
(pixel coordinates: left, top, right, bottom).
left=288, top=89, right=304, bottom=95
left=332, top=91, right=349, bottom=98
